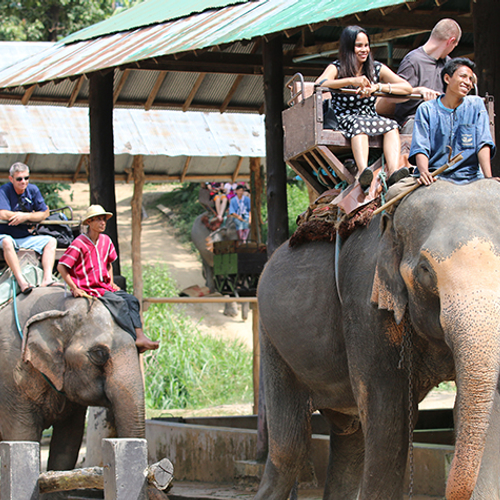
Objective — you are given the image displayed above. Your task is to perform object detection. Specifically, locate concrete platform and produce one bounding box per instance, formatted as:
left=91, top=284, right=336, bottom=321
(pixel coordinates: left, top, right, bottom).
left=167, top=481, right=442, bottom=499
left=146, top=410, right=455, bottom=499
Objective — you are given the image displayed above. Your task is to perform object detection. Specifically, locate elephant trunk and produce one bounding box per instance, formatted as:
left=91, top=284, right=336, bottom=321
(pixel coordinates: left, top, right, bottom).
left=105, top=347, right=146, bottom=438
left=441, top=293, right=500, bottom=500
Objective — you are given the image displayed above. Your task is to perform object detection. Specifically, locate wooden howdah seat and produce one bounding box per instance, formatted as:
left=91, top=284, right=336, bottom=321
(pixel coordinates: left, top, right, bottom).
left=282, top=73, right=496, bottom=197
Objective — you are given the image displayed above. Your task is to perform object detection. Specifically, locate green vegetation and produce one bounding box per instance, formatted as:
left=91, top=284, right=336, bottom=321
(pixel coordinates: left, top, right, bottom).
left=122, top=264, right=253, bottom=411
left=151, top=183, right=205, bottom=245
left=38, top=183, right=72, bottom=209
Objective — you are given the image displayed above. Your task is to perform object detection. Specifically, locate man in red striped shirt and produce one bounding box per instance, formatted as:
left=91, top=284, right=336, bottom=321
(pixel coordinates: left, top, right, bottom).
left=58, top=205, right=159, bottom=353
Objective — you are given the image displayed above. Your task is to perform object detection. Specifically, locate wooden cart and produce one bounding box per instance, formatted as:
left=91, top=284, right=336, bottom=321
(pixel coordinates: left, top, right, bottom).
left=213, top=240, right=267, bottom=297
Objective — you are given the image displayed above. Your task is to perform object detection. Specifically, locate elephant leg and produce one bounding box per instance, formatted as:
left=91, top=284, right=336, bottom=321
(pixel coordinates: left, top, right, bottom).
left=241, top=301, right=249, bottom=321
left=472, top=387, right=500, bottom=499
left=254, top=329, right=312, bottom=500
left=47, top=404, right=87, bottom=471
left=322, top=410, right=364, bottom=500
left=203, top=260, right=215, bottom=293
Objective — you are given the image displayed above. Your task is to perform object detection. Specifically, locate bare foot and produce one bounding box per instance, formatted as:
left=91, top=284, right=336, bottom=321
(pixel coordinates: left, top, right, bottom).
left=135, top=330, right=160, bottom=353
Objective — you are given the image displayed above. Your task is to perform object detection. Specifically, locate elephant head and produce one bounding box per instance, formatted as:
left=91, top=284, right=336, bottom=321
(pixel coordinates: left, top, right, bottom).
left=22, top=296, right=145, bottom=439
left=371, top=179, right=500, bottom=500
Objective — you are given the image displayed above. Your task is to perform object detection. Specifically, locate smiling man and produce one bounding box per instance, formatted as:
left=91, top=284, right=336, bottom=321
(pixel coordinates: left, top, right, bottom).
left=409, top=57, right=496, bottom=185
left=0, top=162, right=56, bottom=293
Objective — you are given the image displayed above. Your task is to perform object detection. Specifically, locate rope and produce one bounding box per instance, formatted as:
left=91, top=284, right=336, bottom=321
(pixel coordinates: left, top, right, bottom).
left=11, top=279, right=23, bottom=340
left=378, top=154, right=388, bottom=205
left=12, top=279, right=65, bottom=395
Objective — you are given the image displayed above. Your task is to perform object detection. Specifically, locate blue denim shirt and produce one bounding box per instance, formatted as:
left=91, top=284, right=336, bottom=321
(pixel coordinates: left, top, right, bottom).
left=409, top=96, right=496, bottom=184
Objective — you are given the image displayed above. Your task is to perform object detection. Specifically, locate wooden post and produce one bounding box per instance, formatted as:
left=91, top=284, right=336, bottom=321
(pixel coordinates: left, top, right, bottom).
left=131, top=155, right=145, bottom=303
left=249, top=157, right=263, bottom=245
left=473, top=0, right=500, bottom=175
left=262, top=36, right=288, bottom=257
left=89, top=70, right=120, bottom=273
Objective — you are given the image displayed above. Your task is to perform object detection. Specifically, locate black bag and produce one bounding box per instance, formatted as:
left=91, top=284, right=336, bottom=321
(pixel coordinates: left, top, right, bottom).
left=36, top=213, right=75, bottom=248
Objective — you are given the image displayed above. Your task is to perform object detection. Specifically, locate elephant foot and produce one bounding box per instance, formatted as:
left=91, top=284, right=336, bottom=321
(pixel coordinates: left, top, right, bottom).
left=241, top=302, right=249, bottom=321
left=223, top=302, right=238, bottom=317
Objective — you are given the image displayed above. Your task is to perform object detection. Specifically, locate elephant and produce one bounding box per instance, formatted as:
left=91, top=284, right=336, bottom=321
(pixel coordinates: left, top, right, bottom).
left=191, top=212, right=249, bottom=319
left=255, top=179, right=500, bottom=500
left=0, top=287, right=145, bottom=476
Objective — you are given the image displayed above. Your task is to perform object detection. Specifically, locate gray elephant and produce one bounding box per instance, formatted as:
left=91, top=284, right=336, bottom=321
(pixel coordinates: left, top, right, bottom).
left=191, top=212, right=248, bottom=318
left=0, top=287, right=145, bottom=474
left=256, top=180, right=500, bottom=500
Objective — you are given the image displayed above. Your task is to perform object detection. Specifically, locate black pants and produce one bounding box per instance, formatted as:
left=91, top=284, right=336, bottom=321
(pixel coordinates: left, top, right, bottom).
left=99, top=290, right=142, bottom=340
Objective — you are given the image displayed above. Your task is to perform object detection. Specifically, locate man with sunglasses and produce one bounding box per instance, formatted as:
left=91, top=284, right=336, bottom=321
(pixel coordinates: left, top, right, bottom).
left=0, top=162, right=56, bottom=294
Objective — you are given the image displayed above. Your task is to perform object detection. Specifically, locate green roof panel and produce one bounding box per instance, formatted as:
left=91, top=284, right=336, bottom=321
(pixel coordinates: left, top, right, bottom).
left=62, top=0, right=252, bottom=44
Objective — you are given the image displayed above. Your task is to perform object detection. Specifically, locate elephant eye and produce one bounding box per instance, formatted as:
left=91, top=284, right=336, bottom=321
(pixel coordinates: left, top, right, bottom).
left=88, top=346, right=110, bottom=366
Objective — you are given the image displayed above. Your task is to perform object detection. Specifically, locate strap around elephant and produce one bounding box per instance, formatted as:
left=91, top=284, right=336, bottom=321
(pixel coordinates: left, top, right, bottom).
left=12, top=281, right=65, bottom=396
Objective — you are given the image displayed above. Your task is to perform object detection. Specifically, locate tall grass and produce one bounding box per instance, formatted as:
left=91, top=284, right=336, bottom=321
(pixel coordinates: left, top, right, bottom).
left=122, top=264, right=253, bottom=410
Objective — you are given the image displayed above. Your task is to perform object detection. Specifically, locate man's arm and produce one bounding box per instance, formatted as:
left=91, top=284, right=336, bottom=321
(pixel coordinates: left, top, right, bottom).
left=415, top=153, right=436, bottom=185
left=57, top=263, right=86, bottom=298
left=478, top=146, right=493, bottom=178
left=0, top=207, right=50, bottom=226
left=107, top=262, right=120, bottom=291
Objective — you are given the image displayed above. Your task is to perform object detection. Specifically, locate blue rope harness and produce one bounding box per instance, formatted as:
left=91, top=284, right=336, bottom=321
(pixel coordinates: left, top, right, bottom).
left=12, top=280, right=65, bottom=395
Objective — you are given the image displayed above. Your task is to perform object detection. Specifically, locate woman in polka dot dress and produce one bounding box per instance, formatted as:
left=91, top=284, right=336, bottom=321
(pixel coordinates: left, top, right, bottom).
left=315, top=26, right=412, bottom=191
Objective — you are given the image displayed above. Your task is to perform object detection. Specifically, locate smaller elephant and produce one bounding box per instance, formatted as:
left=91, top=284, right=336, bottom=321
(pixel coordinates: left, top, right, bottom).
left=191, top=213, right=248, bottom=318
left=0, top=287, right=145, bottom=479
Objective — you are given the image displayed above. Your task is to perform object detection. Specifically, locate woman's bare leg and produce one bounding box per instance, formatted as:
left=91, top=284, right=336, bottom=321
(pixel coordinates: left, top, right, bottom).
left=351, top=134, right=369, bottom=177
left=383, top=128, right=401, bottom=176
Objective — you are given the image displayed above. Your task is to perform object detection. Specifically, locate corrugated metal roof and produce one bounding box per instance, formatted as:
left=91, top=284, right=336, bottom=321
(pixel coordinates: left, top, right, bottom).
left=63, top=0, right=251, bottom=44
left=0, top=104, right=264, bottom=181
left=0, top=105, right=264, bottom=157
left=0, top=0, right=409, bottom=89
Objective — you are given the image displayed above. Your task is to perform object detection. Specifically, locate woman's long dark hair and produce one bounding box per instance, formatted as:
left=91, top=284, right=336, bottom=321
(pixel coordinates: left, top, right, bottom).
left=338, top=26, right=375, bottom=82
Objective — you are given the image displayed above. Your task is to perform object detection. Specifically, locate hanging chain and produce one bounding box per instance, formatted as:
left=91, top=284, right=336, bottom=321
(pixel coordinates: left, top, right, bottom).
left=398, top=320, right=415, bottom=500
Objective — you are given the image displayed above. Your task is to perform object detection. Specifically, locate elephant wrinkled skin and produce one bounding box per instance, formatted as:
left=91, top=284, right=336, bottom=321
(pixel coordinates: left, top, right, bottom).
left=0, top=288, right=145, bottom=472
left=256, top=180, right=500, bottom=500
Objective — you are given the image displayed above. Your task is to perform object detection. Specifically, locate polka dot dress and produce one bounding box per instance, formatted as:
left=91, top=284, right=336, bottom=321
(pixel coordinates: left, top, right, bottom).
left=325, top=61, right=398, bottom=139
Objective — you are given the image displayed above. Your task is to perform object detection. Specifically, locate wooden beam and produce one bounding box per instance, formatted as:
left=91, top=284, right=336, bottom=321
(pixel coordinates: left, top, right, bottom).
left=145, top=71, right=167, bottom=111
left=0, top=92, right=264, bottom=113
left=113, top=69, right=131, bottom=105
left=180, top=156, right=192, bottom=182
left=220, top=75, right=244, bottom=113
left=72, top=154, right=88, bottom=183
left=129, top=51, right=324, bottom=77
left=131, top=155, right=145, bottom=304
left=182, top=73, right=206, bottom=111
left=23, top=173, right=252, bottom=183
left=231, top=156, right=244, bottom=183
left=219, top=44, right=260, bottom=113
left=89, top=70, right=120, bottom=273
left=68, top=76, right=84, bottom=108
left=21, top=85, right=36, bottom=105
left=291, top=28, right=430, bottom=58
left=263, top=36, right=288, bottom=257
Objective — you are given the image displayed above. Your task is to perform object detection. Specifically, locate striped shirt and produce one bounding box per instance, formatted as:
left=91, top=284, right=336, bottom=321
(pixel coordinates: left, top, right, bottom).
left=58, top=233, right=118, bottom=297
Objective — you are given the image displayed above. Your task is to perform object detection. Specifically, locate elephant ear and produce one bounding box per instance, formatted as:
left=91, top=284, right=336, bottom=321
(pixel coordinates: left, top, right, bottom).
left=370, top=213, right=408, bottom=324
left=22, top=310, right=70, bottom=391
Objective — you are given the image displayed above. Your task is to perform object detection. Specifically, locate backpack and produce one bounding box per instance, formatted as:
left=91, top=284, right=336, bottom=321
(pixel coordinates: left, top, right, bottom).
left=36, top=213, right=75, bottom=248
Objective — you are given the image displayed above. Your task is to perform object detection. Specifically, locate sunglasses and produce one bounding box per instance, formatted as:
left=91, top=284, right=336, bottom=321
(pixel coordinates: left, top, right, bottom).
left=15, top=176, right=29, bottom=182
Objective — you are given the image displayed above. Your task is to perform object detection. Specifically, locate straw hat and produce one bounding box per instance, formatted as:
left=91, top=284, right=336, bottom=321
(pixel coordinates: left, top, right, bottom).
left=82, top=205, right=113, bottom=224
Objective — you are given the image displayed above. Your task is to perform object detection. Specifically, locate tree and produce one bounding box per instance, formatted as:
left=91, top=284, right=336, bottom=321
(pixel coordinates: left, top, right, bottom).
left=0, top=0, right=114, bottom=42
